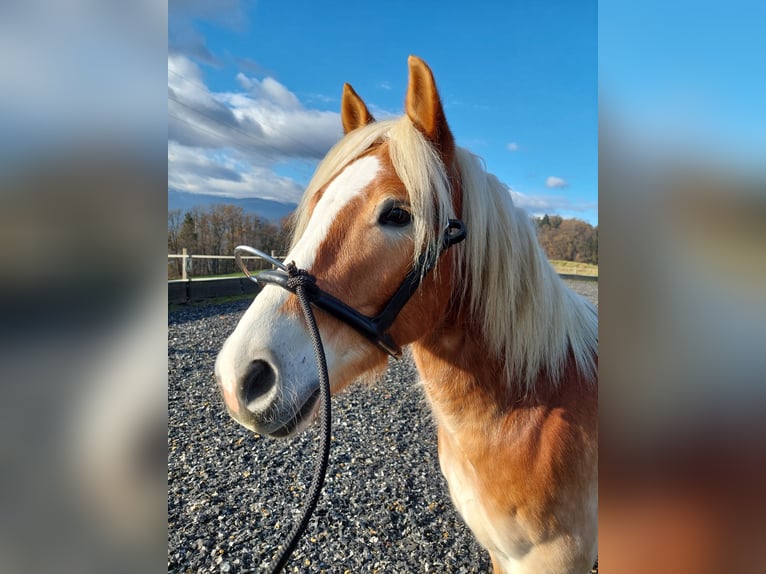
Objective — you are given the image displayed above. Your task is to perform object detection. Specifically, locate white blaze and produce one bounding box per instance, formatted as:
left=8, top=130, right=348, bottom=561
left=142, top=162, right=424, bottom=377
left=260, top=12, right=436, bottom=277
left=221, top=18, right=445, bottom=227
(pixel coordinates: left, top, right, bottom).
left=287, top=155, right=380, bottom=268
left=216, top=155, right=381, bottom=416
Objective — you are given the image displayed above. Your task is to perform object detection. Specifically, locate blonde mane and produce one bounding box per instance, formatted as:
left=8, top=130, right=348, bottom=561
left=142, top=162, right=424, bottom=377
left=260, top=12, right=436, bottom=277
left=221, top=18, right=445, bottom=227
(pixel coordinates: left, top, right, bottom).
left=291, top=117, right=597, bottom=394
left=291, top=117, right=454, bottom=267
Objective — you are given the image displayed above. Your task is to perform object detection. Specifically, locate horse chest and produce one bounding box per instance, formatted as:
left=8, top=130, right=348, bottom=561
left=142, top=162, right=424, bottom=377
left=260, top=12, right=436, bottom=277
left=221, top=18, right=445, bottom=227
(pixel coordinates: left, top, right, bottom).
left=436, top=426, right=535, bottom=568
left=434, top=411, right=598, bottom=574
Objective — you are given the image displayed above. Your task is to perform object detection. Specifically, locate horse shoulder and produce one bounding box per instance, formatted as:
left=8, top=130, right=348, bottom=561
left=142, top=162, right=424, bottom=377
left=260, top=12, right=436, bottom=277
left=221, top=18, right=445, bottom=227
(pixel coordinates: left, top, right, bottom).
left=435, top=369, right=597, bottom=573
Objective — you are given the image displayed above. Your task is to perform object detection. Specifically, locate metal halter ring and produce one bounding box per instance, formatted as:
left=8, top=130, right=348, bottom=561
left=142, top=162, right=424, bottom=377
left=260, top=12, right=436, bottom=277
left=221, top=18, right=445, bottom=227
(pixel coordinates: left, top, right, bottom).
left=235, top=246, right=288, bottom=280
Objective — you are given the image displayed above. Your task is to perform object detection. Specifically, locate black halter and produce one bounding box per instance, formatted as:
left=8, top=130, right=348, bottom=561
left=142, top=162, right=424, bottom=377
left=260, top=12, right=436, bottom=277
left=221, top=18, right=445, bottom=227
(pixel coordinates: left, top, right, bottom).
left=235, top=219, right=466, bottom=358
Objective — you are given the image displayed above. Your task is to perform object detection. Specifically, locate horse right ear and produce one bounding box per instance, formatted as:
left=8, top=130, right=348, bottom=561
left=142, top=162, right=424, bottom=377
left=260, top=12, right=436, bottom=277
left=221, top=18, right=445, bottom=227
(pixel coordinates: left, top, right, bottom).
left=405, top=55, right=454, bottom=159
left=341, top=83, right=375, bottom=134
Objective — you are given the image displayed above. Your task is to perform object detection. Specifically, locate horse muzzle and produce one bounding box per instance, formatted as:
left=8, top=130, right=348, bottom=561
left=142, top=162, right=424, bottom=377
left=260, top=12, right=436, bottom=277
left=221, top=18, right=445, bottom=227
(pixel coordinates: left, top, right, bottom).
left=214, top=305, right=324, bottom=438
left=217, top=357, right=321, bottom=438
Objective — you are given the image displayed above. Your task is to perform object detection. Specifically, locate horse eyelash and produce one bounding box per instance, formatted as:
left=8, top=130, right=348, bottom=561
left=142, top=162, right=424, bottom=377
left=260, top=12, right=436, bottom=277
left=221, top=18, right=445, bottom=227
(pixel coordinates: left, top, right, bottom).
left=379, top=205, right=412, bottom=226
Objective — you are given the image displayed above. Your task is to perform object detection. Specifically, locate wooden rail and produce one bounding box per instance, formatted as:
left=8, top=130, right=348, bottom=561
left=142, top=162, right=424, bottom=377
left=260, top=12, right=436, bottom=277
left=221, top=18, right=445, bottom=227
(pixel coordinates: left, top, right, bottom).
left=168, top=250, right=597, bottom=281
left=167, top=251, right=596, bottom=303
left=168, top=248, right=285, bottom=280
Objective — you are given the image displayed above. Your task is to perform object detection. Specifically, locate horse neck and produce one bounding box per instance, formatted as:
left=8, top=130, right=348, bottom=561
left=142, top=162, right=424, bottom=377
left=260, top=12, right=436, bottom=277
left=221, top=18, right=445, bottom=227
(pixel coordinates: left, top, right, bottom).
left=410, top=301, right=595, bottom=434
left=410, top=305, right=510, bottom=425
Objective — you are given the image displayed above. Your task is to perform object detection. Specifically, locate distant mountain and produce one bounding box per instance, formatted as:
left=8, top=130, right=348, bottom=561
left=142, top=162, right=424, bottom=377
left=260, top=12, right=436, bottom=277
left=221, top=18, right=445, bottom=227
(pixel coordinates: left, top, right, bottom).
left=168, top=189, right=297, bottom=222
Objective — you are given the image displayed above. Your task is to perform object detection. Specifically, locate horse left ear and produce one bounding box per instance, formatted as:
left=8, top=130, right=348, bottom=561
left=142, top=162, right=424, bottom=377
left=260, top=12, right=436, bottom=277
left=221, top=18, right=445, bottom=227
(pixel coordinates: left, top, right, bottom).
left=405, top=55, right=454, bottom=158
left=341, top=83, right=375, bottom=134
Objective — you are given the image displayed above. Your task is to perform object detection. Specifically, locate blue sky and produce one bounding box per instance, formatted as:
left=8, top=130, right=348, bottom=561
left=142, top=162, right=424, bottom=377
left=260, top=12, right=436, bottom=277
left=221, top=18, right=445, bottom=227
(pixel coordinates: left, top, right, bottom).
left=169, top=0, right=598, bottom=224
left=599, top=1, right=766, bottom=171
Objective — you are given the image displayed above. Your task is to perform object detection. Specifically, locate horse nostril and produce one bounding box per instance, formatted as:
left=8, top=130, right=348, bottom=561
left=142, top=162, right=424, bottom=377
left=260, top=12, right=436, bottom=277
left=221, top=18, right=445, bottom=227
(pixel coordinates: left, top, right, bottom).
left=239, top=360, right=277, bottom=412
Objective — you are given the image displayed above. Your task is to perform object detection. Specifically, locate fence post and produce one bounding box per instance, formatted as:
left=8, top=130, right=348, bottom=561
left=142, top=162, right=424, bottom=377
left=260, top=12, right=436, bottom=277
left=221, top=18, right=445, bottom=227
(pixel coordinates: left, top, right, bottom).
left=182, top=248, right=188, bottom=281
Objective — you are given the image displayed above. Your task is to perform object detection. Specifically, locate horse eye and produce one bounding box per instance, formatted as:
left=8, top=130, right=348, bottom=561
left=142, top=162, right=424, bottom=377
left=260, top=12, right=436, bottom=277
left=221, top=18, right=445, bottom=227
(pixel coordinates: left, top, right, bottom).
left=379, top=206, right=412, bottom=227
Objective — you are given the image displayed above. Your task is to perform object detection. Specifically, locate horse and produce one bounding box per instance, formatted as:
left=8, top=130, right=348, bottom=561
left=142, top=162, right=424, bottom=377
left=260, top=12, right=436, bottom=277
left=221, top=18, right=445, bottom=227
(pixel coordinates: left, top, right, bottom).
left=215, top=55, right=598, bottom=574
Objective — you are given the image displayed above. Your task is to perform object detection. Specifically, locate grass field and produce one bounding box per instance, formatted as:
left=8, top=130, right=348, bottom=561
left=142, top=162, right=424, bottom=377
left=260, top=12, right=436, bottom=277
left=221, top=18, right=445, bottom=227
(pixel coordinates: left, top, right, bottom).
left=549, top=260, right=599, bottom=277
left=171, top=262, right=599, bottom=282
left=168, top=271, right=249, bottom=281
left=199, top=271, right=248, bottom=279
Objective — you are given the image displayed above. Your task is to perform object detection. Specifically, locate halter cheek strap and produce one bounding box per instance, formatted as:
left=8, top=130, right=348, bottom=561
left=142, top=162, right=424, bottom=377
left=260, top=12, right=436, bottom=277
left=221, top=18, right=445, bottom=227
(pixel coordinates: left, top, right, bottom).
left=235, top=219, right=466, bottom=358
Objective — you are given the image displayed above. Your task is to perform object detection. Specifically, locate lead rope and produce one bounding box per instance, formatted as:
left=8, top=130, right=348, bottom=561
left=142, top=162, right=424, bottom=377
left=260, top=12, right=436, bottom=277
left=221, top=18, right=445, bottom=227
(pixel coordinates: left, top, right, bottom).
left=267, top=262, right=332, bottom=574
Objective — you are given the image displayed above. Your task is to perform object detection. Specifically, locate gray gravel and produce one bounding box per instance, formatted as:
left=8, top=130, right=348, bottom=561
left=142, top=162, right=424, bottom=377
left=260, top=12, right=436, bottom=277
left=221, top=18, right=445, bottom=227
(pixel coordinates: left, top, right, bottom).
left=168, top=279, right=597, bottom=573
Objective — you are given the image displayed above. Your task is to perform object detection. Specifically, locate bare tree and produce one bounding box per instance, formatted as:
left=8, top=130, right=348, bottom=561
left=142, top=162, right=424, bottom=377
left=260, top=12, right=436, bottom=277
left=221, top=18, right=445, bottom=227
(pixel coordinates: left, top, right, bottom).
left=168, top=209, right=183, bottom=278
left=168, top=204, right=295, bottom=278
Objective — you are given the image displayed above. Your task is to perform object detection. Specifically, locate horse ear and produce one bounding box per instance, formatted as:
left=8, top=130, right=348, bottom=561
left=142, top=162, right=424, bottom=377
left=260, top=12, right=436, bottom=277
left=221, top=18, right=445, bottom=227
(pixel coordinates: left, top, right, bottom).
left=341, top=83, right=375, bottom=134
left=405, top=55, right=454, bottom=157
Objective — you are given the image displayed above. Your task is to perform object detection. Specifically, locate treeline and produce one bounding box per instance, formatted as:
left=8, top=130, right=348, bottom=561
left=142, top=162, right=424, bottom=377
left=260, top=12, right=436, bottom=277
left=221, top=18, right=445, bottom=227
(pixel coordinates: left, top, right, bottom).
left=168, top=204, right=291, bottom=278
left=168, top=205, right=598, bottom=279
left=534, top=215, right=598, bottom=265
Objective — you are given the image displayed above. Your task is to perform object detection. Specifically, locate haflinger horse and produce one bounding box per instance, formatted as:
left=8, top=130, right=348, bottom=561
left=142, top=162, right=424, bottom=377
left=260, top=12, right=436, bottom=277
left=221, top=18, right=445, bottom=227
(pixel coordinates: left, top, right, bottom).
left=215, top=56, right=598, bottom=574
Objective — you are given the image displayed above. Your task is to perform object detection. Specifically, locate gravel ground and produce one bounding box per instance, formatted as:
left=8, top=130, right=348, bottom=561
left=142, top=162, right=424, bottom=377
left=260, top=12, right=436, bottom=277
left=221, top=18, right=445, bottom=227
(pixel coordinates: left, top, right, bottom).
left=168, top=279, right=598, bottom=573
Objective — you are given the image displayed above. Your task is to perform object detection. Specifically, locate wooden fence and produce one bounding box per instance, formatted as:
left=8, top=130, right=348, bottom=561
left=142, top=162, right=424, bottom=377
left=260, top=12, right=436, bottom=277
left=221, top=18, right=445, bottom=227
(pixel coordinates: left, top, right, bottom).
left=168, top=250, right=596, bottom=304
left=168, top=248, right=285, bottom=280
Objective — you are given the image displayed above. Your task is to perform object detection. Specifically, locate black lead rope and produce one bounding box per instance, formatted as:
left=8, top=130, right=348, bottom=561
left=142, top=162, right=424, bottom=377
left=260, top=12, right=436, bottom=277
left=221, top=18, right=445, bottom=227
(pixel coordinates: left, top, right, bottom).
left=267, top=263, right=332, bottom=574
left=233, top=220, right=466, bottom=573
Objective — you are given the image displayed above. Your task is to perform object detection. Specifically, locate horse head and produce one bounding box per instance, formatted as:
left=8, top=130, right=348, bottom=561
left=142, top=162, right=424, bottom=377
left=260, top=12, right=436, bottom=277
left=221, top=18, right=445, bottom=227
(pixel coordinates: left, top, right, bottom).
left=215, top=56, right=462, bottom=437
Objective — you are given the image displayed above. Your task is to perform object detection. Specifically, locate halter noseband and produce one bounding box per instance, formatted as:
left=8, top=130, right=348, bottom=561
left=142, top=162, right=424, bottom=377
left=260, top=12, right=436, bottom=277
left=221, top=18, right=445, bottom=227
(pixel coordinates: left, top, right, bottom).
left=235, top=219, right=466, bottom=358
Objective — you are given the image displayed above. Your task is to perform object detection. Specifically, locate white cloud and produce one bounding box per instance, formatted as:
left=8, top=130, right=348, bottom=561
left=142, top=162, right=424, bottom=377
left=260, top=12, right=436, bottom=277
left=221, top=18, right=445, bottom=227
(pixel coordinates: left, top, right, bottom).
left=168, top=54, right=345, bottom=204
left=503, top=186, right=596, bottom=218
left=506, top=142, right=520, bottom=152
left=545, top=176, right=568, bottom=188
left=236, top=75, right=301, bottom=109
left=169, top=55, right=343, bottom=161
left=368, top=103, right=400, bottom=121
left=168, top=141, right=305, bottom=203
left=511, top=190, right=564, bottom=212
left=220, top=91, right=341, bottom=158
